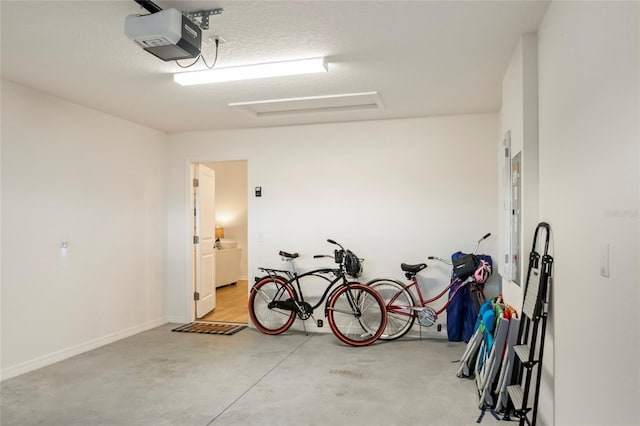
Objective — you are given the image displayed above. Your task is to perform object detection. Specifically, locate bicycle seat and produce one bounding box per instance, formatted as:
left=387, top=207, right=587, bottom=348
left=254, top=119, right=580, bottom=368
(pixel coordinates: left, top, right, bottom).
left=401, top=263, right=427, bottom=274
left=279, top=251, right=299, bottom=259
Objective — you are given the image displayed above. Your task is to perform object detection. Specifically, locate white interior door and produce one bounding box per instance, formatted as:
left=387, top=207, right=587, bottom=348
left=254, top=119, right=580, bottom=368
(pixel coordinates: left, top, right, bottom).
left=195, top=164, right=216, bottom=318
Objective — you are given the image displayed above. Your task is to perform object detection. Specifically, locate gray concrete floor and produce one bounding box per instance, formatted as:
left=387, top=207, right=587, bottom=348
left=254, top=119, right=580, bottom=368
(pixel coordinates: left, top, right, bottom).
left=1, top=324, right=507, bottom=426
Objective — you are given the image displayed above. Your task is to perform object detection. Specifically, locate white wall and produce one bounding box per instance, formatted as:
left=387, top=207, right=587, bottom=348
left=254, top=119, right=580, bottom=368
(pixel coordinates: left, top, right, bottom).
left=204, top=160, right=248, bottom=279
left=500, top=33, right=540, bottom=308
left=537, top=2, right=639, bottom=425
left=166, top=114, right=499, bottom=330
left=500, top=33, right=551, bottom=423
left=1, top=80, right=168, bottom=379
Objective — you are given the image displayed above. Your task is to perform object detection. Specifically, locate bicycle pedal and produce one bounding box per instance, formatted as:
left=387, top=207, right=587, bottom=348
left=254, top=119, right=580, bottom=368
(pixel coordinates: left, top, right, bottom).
left=317, top=319, right=323, bottom=328
left=437, top=324, right=442, bottom=332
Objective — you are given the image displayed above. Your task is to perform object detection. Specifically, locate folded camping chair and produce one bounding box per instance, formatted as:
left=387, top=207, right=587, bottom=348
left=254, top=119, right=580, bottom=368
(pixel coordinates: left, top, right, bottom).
left=473, top=298, right=513, bottom=424
left=472, top=297, right=502, bottom=383
left=480, top=306, right=518, bottom=409
left=457, top=299, right=492, bottom=378
left=476, top=309, right=509, bottom=407
left=494, top=306, right=521, bottom=414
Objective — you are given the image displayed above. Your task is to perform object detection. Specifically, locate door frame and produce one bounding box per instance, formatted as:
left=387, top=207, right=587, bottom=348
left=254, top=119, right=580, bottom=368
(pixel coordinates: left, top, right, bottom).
left=183, top=158, right=250, bottom=322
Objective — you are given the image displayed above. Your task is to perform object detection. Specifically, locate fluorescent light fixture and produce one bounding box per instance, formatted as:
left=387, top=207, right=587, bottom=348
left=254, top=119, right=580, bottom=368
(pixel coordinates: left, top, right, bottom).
left=174, top=57, right=327, bottom=86
left=229, top=92, right=384, bottom=117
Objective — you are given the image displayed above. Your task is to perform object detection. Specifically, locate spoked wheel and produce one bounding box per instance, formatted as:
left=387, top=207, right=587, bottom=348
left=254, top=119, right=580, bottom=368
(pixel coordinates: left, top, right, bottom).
left=248, top=277, right=296, bottom=334
left=326, top=283, right=387, bottom=346
left=368, top=279, right=416, bottom=341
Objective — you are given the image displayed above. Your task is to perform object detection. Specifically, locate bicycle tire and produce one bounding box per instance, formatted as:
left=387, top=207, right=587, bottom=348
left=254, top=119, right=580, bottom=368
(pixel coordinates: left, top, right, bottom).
left=248, top=277, right=296, bottom=335
left=326, top=283, right=387, bottom=346
left=368, top=278, right=416, bottom=340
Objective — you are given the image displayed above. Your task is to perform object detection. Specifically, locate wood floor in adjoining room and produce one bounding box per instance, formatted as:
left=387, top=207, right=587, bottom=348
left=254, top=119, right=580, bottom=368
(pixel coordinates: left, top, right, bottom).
left=199, top=279, right=248, bottom=324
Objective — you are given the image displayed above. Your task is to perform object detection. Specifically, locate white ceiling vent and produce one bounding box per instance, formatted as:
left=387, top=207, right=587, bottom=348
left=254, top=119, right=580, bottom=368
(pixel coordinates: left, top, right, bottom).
left=228, top=91, right=383, bottom=117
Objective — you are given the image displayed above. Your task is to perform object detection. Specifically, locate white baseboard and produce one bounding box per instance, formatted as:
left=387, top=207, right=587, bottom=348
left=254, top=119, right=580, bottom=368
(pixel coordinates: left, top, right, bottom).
left=1, top=317, right=168, bottom=381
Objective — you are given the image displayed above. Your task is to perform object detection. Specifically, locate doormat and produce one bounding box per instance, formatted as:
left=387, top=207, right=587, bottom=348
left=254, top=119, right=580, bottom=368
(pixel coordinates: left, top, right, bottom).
left=171, top=322, right=247, bottom=336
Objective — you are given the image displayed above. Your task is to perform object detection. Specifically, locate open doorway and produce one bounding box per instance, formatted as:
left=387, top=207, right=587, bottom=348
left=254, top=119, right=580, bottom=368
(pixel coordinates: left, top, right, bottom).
left=191, top=160, right=249, bottom=324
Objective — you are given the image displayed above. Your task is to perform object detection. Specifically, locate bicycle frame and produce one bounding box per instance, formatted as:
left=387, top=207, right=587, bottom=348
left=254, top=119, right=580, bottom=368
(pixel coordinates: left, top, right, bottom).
left=270, top=269, right=339, bottom=311
left=259, top=262, right=365, bottom=321
left=388, top=275, right=467, bottom=319
left=368, top=232, right=492, bottom=341
left=386, top=232, right=492, bottom=320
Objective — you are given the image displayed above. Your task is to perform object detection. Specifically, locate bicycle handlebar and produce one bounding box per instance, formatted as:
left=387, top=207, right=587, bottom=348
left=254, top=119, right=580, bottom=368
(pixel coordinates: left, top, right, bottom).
left=327, top=238, right=347, bottom=250
left=427, top=232, right=492, bottom=262
left=428, top=256, right=451, bottom=265
left=472, top=232, right=491, bottom=254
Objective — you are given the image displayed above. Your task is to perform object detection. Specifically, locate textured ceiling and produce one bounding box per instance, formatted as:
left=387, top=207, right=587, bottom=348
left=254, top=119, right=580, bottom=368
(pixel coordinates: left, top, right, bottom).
left=0, top=1, right=550, bottom=133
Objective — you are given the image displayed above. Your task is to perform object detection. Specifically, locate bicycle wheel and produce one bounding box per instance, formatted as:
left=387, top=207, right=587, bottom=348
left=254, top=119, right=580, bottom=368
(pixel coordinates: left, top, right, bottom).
left=248, top=277, right=296, bottom=335
left=326, top=283, right=387, bottom=346
left=368, top=278, right=416, bottom=341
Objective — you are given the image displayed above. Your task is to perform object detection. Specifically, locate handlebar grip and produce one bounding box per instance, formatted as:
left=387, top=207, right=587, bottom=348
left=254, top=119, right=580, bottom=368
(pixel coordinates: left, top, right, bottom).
left=482, top=233, right=491, bottom=240
left=327, top=239, right=337, bottom=245
left=313, top=255, right=324, bottom=258
left=427, top=256, right=435, bottom=259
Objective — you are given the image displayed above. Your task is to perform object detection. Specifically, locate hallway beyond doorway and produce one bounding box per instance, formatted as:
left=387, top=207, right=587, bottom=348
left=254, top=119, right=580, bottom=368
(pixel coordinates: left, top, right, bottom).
left=199, top=280, right=248, bottom=324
